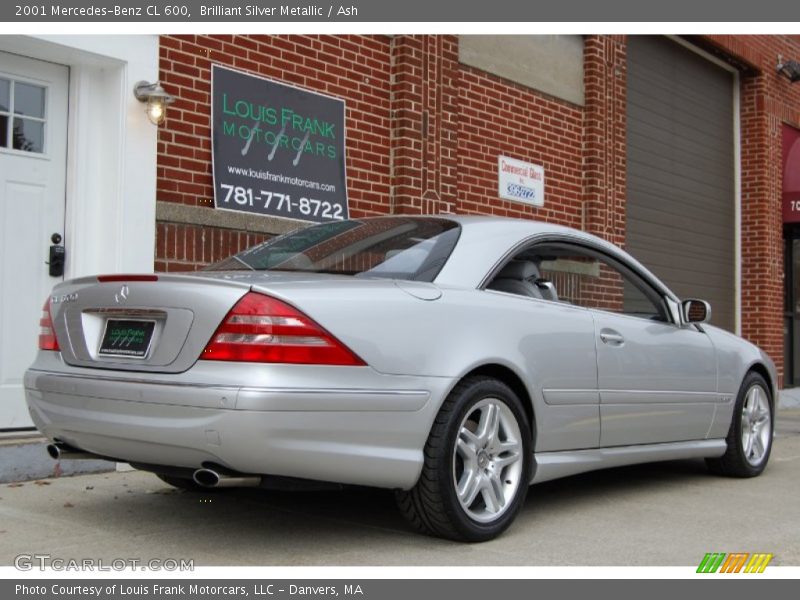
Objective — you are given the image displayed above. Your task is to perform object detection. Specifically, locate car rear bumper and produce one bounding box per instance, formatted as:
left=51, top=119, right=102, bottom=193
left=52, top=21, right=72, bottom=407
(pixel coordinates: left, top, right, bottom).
left=24, top=356, right=450, bottom=490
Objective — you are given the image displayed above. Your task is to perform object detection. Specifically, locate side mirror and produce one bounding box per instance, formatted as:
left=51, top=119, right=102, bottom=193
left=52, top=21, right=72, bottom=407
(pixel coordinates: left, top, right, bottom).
left=682, top=299, right=712, bottom=324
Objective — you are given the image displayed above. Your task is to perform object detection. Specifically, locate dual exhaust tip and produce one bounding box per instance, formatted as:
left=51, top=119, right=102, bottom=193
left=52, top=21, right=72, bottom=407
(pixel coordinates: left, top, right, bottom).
left=191, top=468, right=261, bottom=489
left=46, top=442, right=98, bottom=461
left=47, top=443, right=260, bottom=489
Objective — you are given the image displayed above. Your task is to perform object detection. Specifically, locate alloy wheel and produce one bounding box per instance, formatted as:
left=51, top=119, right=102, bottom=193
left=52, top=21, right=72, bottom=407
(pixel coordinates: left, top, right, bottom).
left=740, top=384, right=771, bottom=467
left=452, top=398, right=524, bottom=523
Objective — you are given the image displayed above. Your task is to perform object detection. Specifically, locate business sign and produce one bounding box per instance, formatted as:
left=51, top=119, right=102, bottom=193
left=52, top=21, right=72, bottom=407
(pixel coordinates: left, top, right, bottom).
left=211, top=64, right=348, bottom=223
left=783, top=124, right=800, bottom=224
left=498, top=155, right=545, bottom=207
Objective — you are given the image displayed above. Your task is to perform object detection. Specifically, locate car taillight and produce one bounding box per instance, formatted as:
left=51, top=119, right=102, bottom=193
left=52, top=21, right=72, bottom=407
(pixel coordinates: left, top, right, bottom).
left=201, top=292, right=366, bottom=366
left=38, top=299, right=60, bottom=351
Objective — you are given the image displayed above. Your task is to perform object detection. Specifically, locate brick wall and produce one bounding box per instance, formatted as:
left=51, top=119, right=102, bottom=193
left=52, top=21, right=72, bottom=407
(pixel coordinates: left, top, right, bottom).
left=156, top=34, right=392, bottom=271
left=583, top=35, right=627, bottom=247
left=457, top=65, right=583, bottom=225
left=155, top=33, right=800, bottom=381
left=154, top=222, right=267, bottom=273
left=390, top=35, right=460, bottom=215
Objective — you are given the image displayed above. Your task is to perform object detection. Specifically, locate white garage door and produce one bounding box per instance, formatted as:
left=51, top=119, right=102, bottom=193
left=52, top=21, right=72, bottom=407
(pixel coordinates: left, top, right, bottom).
left=0, top=51, right=68, bottom=429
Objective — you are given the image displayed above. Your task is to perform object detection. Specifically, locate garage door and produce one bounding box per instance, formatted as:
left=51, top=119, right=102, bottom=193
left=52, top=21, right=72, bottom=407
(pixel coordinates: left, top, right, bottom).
left=626, top=36, right=735, bottom=331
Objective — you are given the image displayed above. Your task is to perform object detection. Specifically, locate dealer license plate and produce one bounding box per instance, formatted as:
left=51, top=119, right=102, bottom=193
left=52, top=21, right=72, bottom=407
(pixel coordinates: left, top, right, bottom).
left=98, top=319, right=156, bottom=358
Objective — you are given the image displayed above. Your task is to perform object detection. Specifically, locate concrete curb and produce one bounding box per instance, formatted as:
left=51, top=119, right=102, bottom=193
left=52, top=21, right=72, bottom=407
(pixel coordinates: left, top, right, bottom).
left=780, top=389, right=800, bottom=409
left=0, top=438, right=114, bottom=483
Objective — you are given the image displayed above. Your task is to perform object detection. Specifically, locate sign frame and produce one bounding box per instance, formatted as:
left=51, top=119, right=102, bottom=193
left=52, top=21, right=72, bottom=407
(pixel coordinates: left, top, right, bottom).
left=497, top=155, right=545, bottom=207
left=210, top=64, right=349, bottom=224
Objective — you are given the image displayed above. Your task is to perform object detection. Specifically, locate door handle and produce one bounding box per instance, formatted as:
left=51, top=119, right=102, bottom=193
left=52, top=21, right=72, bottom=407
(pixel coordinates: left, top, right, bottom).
left=599, top=329, right=625, bottom=346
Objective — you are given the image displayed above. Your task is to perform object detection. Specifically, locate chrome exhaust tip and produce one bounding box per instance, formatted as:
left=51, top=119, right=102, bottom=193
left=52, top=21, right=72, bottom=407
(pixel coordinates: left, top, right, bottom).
left=192, top=468, right=220, bottom=487
left=192, top=468, right=261, bottom=488
left=46, top=442, right=99, bottom=460
left=46, top=443, right=61, bottom=460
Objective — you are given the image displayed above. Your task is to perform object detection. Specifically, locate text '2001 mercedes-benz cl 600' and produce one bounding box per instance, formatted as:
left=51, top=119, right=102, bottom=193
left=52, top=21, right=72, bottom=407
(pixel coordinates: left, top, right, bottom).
left=26, top=216, right=777, bottom=541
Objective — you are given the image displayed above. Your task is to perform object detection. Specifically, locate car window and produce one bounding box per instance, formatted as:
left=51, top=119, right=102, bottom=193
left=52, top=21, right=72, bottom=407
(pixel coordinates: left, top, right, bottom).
left=488, top=242, right=668, bottom=322
left=204, top=217, right=461, bottom=283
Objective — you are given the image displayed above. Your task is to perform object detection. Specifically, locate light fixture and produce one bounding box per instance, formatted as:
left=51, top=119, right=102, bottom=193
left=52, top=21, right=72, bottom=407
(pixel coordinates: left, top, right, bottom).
left=133, top=81, right=176, bottom=125
left=777, top=56, right=800, bottom=83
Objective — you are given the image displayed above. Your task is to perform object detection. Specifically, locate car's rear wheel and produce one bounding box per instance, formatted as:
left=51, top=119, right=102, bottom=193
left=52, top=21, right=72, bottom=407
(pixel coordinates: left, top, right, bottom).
left=396, top=376, right=531, bottom=542
left=706, top=372, right=773, bottom=477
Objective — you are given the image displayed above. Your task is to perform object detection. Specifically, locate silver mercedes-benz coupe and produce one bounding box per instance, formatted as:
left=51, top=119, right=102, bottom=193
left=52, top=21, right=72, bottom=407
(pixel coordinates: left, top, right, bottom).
left=26, top=215, right=777, bottom=541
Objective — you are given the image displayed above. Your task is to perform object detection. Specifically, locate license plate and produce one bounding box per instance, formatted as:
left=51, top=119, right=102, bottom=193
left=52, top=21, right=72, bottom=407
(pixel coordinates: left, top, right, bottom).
left=98, top=319, right=156, bottom=358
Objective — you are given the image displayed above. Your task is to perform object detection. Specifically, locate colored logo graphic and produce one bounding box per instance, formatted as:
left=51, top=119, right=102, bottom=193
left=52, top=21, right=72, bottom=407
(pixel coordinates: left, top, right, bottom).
left=696, top=553, right=774, bottom=573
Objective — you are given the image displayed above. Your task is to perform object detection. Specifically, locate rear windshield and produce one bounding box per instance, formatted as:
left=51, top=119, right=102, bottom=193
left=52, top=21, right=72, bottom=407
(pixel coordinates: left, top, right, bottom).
left=205, top=217, right=461, bottom=282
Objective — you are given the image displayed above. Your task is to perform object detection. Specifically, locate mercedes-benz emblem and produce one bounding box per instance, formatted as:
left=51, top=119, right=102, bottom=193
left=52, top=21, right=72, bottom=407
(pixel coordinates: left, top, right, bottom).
left=114, top=285, right=130, bottom=304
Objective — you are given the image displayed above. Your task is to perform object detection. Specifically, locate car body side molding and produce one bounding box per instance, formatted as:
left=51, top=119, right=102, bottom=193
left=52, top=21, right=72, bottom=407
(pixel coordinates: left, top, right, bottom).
left=531, top=439, right=727, bottom=484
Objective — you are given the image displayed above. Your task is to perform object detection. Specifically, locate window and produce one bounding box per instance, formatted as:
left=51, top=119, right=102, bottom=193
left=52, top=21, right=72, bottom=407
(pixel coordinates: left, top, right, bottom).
left=0, top=77, right=46, bottom=153
left=205, top=217, right=461, bottom=283
left=488, top=242, right=668, bottom=321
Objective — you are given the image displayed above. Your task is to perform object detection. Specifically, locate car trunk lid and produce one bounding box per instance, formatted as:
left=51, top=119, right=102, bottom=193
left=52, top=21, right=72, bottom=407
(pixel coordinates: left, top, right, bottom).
left=48, top=271, right=442, bottom=374
left=51, top=274, right=252, bottom=374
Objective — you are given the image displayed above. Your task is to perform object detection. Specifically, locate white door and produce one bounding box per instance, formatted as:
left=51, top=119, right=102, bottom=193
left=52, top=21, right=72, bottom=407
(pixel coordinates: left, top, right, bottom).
left=0, top=51, right=68, bottom=429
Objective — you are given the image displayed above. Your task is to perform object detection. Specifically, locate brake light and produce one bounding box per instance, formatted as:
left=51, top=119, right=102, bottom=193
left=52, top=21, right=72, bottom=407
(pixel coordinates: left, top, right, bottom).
left=201, top=292, right=365, bottom=366
left=38, top=299, right=60, bottom=351
left=97, top=274, right=158, bottom=282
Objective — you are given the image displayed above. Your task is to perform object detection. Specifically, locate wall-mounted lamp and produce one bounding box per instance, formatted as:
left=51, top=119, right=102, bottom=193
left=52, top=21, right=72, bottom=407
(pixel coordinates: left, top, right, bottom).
left=133, top=81, right=176, bottom=125
left=777, top=56, right=800, bottom=83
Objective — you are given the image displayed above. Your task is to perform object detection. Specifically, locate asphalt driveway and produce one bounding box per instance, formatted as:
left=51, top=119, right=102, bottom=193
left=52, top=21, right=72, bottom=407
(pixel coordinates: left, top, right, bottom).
left=1, top=409, right=799, bottom=567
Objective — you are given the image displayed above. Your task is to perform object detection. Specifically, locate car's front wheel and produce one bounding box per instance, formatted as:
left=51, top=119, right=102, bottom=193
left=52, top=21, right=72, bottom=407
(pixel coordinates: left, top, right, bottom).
left=706, top=371, right=773, bottom=477
left=396, top=376, right=531, bottom=542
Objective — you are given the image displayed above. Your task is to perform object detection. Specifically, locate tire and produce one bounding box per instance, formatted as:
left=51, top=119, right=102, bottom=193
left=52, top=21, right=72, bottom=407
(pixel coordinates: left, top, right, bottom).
left=155, top=473, right=206, bottom=491
left=396, top=376, right=532, bottom=542
left=706, top=372, right=773, bottom=477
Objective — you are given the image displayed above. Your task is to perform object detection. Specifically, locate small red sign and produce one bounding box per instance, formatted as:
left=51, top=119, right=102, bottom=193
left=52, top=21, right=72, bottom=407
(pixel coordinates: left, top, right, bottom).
left=783, top=124, right=800, bottom=224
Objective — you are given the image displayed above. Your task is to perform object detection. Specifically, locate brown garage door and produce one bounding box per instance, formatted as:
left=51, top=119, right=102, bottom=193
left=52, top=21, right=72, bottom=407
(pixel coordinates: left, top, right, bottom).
left=626, top=36, right=735, bottom=331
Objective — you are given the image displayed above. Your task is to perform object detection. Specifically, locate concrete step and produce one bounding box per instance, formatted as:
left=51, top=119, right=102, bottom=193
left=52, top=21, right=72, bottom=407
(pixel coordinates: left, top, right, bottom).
left=780, top=388, right=800, bottom=409
left=0, top=434, right=114, bottom=483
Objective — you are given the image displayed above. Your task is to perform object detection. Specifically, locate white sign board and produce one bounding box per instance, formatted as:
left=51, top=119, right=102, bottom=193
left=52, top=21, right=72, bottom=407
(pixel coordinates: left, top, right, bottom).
left=498, top=155, right=545, bottom=207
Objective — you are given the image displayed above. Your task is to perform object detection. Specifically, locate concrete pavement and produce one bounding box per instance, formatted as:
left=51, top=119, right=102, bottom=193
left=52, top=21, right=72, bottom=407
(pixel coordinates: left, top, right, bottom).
left=1, top=409, right=798, bottom=567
